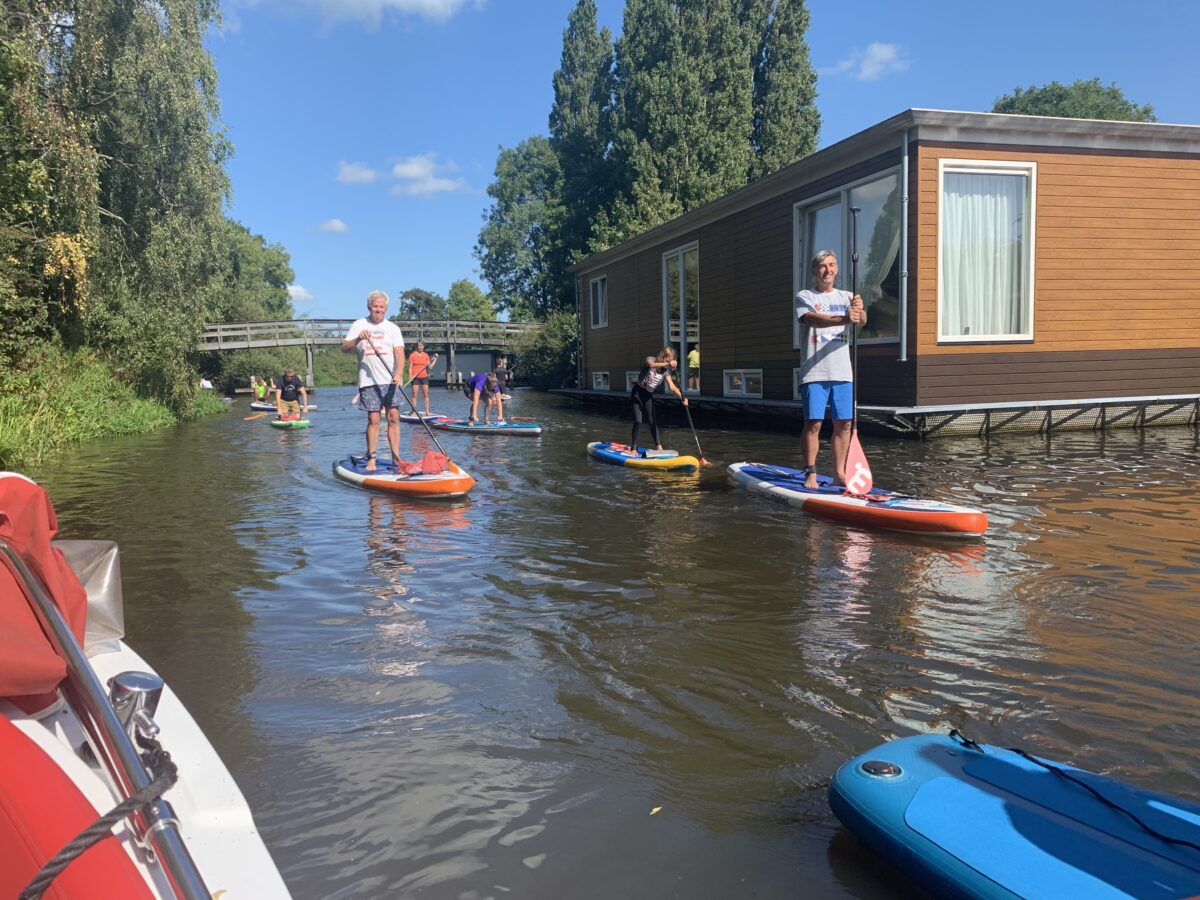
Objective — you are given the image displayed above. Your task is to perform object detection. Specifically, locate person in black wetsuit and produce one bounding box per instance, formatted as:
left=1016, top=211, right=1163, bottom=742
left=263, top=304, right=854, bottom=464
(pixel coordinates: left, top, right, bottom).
left=630, top=347, right=687, bottom=451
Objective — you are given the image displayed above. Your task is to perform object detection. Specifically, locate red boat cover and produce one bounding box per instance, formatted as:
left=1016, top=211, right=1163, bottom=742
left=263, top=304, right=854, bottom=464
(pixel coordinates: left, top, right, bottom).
left=0, top=473, right=88, bottom=714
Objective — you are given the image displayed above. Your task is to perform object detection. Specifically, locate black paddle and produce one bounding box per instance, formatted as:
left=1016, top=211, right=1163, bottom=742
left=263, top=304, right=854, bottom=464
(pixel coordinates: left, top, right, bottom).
left=360, top=333, right=453, bottom=462
left=681, top=403, right=711, bottom=466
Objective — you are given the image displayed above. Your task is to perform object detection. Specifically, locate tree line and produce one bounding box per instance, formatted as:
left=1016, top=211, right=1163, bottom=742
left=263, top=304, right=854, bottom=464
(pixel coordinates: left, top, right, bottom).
left=1, top=1, right=293, bottom=413
left=474, top=0, right=821, bottom=325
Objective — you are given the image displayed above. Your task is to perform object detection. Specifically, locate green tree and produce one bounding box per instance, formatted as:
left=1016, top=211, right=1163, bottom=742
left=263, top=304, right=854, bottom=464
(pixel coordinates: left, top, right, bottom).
left=475, top=137, right=567, bottom=321
left=0, top=6, right=100, bottom=368
left=549, top=0, right=615, bottom=276
left=74, top=0, right=233, bottom=413
left=993, top=78, right=1156, bottom=122
left=512, top=308, right=578, bottom=389
left=212, top=220, right=295, bottom=323
left=395, top=287, right=448, bottom=320
left=750, top=0, right=820, bottom=179
left=447, top=278, right=495, bottom=321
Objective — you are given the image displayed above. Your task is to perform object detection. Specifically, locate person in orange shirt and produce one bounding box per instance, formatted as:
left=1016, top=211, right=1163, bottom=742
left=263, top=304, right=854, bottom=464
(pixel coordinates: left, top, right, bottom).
left=407, top=340, right=437, bottom=416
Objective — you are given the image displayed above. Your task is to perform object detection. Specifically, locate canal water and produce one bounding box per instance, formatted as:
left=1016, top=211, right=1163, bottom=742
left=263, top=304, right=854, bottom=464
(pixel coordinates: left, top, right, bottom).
left=28, top=388, right=1200, bottom=899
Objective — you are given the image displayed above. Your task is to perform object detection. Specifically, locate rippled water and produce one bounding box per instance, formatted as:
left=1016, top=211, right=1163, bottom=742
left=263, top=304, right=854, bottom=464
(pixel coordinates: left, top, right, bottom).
left=29, top=388, right=1200, bottom=898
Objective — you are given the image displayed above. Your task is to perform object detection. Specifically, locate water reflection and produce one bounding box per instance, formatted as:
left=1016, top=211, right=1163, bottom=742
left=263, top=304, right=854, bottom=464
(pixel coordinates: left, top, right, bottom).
left=25, top=390, right=1200, bottom=898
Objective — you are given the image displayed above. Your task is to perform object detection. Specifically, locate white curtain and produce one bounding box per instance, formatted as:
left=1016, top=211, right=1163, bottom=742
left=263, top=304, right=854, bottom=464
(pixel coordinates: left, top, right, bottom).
left=941, top=172, right=1027, bottom=338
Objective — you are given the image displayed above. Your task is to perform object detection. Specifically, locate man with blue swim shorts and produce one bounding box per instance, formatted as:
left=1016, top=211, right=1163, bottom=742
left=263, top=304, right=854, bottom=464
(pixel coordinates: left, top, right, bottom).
left=795, top=251, right=867, bottom=489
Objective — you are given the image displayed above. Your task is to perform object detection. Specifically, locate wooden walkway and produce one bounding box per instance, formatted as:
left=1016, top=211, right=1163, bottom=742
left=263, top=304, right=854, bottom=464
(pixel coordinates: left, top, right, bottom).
left=199, top=318, right=540, bottom=386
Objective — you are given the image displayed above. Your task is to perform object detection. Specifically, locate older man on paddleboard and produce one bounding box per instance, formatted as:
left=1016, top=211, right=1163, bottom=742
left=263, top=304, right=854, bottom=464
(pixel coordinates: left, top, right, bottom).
left=342, top=290, right=405, bottom=472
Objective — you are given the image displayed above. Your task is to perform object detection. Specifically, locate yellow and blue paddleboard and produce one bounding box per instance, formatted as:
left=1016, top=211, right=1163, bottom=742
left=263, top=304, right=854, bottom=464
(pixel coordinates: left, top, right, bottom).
left=586, top=442, right=699, bottom=472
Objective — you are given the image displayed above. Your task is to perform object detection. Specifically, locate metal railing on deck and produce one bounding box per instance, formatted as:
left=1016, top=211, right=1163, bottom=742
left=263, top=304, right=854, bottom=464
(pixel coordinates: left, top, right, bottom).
left=0, top=539, right=210, bottom=900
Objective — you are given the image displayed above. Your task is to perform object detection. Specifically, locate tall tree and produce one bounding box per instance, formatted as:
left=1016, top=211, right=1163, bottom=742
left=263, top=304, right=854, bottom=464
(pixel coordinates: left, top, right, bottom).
left=549, top=0, right=616, bottom=274
left=993, top=79, right=1156, bottom=122
left=0, top=5, right=101, bottom=367
left=475, top=136, right=567, bottom=321
left=395, top=287, right=448, bottom=320
left=73, top=0, right=232, bottom=409
left=750, top=0, right=820, bottom=179
left=211, top=220, right=295, bottom=323
left=447, top=278, right=495, bottom=321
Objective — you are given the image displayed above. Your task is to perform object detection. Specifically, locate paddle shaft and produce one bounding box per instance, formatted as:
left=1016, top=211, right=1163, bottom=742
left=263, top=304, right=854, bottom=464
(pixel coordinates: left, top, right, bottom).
left=681, top=402, right=708, bottom=463
left=849, top=206, right=861, bottom=435
left=360, top=333, right=451, bottom=459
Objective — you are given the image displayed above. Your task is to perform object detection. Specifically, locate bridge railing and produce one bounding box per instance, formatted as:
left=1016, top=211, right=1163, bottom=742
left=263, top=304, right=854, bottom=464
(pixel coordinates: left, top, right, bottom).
left=199, top=318, right=540, bottom=350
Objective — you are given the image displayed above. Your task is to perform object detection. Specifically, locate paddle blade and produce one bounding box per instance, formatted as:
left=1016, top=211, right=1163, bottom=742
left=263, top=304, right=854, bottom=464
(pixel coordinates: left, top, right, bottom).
left=844, top=432, right=873, bottom=496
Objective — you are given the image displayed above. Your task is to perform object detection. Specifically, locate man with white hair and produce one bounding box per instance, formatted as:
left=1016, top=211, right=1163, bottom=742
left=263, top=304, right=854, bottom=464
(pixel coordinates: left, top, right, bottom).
left=342, top=290, right=405, bottom=471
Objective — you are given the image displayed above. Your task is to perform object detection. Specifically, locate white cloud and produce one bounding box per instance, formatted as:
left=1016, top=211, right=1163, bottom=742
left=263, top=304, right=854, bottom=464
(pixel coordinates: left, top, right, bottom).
left=390, top=153, right=469, bottom=196
left=319, top=218, right=349, bottom=233
left=336, top=161, right=380, bottom=184
left=821, top=42, right=909, bottom=82
left=231, top=0, right=479, bottom=28
left=288, top=284, right=315, bottom=303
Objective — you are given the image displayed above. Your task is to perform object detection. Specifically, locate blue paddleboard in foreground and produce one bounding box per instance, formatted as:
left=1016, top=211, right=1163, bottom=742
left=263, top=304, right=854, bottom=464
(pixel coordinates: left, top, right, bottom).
left=829, top=732, right=1200, bottom=899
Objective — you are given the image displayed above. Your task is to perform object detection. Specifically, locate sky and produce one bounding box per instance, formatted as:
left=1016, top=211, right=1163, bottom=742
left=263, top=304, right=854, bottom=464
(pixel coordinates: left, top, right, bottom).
left=206, top=0, right=1200, bottom=321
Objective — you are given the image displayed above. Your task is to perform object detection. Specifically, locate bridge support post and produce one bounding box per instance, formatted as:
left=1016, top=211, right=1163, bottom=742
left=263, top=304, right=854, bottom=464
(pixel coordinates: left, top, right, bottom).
left=305, top=341, right=314, bottom=388
left=447, top=342, right=457, bottom=387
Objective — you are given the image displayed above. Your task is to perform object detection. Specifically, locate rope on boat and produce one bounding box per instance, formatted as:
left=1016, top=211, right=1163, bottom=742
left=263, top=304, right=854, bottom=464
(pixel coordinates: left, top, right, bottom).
left=19, top=740, right=179, bottom=900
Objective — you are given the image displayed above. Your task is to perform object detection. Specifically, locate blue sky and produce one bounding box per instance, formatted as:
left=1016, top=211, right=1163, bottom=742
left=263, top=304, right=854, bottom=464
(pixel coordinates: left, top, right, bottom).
left=207, top=0, right=1200, bottom=321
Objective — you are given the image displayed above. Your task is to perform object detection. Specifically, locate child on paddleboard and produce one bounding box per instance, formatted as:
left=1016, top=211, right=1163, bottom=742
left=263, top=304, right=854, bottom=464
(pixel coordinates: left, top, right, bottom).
left=630, top=347, right=687, bottom=451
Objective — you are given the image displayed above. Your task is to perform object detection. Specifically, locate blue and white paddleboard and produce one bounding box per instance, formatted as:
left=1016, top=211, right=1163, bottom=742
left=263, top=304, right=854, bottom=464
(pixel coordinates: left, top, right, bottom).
left=829, top=732, right=1200, bottom=899
left=429, top=418, right=543, bottom=436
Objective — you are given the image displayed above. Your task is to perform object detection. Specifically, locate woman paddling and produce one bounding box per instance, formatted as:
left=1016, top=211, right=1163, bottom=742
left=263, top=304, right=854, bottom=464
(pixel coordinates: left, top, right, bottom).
left=630, top=347, right=687, bottom=451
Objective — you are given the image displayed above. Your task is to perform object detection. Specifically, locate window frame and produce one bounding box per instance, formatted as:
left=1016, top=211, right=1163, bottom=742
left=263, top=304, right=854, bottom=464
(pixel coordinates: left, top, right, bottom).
left=936, top=158, right=1037, bottom=344
left=792, top=167, right=902, bottom=349
left=592, top=371, right=610, bottom=391
left=590, top=275, right=608, bottom=330
left=625, top=371, right=640, bottom=392
left=723, top=368, right=763, bottom=399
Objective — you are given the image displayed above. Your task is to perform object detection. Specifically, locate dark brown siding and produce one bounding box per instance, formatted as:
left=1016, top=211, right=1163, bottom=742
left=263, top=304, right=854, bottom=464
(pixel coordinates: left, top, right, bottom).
left=916, top=348, right=1200, bottom=404
left=583, top=149, right=906, bottom=402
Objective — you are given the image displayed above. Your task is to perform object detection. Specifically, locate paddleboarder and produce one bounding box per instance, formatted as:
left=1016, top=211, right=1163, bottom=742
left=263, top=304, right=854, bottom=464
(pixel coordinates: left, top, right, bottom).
left=274, top=366, right=308, bottom=420
left=408, top=340, right=435, bottom=415
left=630, top=347, right=687, bottom=452
left=465, top=371, right=504, bottom=424
left=795, top=251, right=866, bottom=489
left=342, top=290, right=405, bottom=472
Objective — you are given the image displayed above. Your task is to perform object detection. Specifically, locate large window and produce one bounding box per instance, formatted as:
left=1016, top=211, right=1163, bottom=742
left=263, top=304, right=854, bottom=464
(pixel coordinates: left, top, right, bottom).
left=662, top=244, right=699, bottom=392
left=938, top=160, right=1036, bottom=342
left=794, top=171, right=901, bottom=346
left=590, top=276, right=608, bottom=329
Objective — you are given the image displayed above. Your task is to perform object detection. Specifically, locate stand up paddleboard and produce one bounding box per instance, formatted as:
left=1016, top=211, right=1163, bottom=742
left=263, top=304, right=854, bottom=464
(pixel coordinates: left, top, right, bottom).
left=399, top=412, right=447, bottom=424
left=252, top=401, right=317, bottom=411
left=587, top=442, right=699, bottom=472
left=332, top=456, right=475, bottom=498
left=269, top=417, right=310, bottom=429
left=728, top=461, right=987, bottom=537
left=429, top=418, right=542, bottom=436
left=829, top=732, right=1200, bottom=900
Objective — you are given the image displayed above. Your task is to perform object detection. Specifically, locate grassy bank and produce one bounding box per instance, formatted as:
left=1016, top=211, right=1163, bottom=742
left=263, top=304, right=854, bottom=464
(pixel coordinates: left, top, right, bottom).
left=0, top=350, right=228, bottom=469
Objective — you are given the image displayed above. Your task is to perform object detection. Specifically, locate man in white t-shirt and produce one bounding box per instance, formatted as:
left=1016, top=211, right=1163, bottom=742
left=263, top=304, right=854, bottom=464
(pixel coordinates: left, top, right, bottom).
left=795, top=251, right=866, bottom=489
left=341, top=290, right=406, bottom=472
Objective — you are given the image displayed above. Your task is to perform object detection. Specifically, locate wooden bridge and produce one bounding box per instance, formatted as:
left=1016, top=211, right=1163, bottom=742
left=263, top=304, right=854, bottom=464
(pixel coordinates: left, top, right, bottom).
left=199, top=318, right=540, bottom=385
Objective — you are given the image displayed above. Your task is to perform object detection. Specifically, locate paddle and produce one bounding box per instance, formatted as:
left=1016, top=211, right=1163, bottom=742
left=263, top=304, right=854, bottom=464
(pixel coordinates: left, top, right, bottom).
left=681, top=402, right=712, bottom=466
left=845, top=207, right=874, bottom=497
left=360, top=333, right=453, bottom=462
left=243, top=412, right=268, bottom=421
